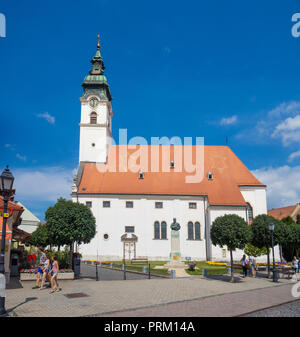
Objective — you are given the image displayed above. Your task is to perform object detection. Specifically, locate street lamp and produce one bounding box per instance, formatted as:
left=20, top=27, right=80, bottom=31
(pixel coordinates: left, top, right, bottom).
left=0, top=165, right=14, bottom=316
left=269, top=221, right=278, bottom=282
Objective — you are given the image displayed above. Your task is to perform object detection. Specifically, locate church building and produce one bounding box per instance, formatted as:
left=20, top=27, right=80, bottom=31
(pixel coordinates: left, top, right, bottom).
left=72, top=38, right=276, bottom=262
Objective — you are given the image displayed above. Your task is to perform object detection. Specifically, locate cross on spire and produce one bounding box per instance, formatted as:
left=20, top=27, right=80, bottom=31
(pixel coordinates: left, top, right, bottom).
left=97, top=34, right=101, bottom=48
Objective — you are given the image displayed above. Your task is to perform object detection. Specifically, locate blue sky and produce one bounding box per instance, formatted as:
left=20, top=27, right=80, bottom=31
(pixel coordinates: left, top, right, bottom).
left=1, top=1, right=300, bottom=220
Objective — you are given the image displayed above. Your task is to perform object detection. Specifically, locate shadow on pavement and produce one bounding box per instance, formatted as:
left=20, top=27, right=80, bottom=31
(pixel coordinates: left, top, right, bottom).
left=5, top=297, right=38, bottom=316
left=6, top=277, right=23, bottom=289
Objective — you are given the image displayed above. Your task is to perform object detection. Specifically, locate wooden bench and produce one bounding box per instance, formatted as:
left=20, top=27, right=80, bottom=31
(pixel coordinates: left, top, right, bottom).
left=131, top=258, right=148, bottom=264
left=277, top=267, right=295, bottom=279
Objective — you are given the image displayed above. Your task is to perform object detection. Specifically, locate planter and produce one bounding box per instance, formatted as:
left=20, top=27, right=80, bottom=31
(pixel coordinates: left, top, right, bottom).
left=20, top=272, right=74, bottom=281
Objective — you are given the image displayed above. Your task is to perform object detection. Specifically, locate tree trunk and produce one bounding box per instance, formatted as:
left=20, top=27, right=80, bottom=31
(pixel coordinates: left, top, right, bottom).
left=230, top=249, right=234, bottom=283
left=58, top=245, right=60, bottom=252
left=69, top=243, right=73, bottom=269
left=267, top=246, right=271, bottom=278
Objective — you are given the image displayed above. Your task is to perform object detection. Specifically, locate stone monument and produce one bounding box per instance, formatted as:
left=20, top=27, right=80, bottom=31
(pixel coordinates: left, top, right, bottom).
left=164, top=218, right=185, bottom=268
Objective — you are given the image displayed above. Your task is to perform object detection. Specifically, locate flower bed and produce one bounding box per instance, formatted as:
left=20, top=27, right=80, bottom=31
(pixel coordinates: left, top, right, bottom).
left=20, top=269, right=74, bottom=281
left=206, top=261, right=227, bottom=267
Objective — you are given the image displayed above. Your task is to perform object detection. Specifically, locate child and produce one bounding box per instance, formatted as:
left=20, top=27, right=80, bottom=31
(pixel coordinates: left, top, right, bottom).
left=39, top=254, right=51, bottom=290
left=50, top=256, right=61, bottom=293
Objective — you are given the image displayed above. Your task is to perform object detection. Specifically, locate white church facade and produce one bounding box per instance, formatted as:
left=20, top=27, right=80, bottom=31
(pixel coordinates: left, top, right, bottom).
left=72, top=38, right=279, bottom=262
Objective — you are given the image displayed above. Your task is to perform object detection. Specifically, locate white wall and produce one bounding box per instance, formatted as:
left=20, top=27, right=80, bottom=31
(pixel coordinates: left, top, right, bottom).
left=240, top=186, right=267, bottom=218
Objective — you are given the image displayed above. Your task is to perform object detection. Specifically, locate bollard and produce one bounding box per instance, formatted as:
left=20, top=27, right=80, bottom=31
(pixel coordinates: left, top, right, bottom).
left=110, top=263, right=113, bottom=268
left=170, top=270, right=176, bottom=278
left=202, top=268, right=207, bottom=277
left=227, top=267, right=231, bottom=276
left=0, top=274, right=6, bottom=315
left=142, top=266, right=147, bottom=274
left=99, top=262, right=102, bottom=268
left=148, top=263, right=151, bottom=279
left=95, top=263, right=99, bottom=281
left=123, top=264, right=126, bottom=280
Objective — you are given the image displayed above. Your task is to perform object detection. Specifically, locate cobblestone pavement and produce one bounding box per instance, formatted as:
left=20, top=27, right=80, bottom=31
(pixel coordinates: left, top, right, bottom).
left=243, top=300, right=300, bottom=317
left=5, top=274, right=298, bottom=317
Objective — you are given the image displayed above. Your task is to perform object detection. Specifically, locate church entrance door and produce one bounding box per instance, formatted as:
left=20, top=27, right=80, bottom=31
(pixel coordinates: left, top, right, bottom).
left=121, top=233, right=138, bottom=261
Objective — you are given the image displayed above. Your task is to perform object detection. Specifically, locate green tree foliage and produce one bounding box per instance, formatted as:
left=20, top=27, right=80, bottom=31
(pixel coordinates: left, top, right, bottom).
left=211, top=214, right=252, bottom=282
left=27, top=224, right=51, bottom=248
left=45, top=198, right=96, bottom=267
left=244, top=243, right=268, bottom=257
left=251, top=214, right=284, bottom=277
left=46, top=198, right=96, bottom=247
left=282, top=216, right=295, bottom=226
left=278, top=217, right=300, bottom=261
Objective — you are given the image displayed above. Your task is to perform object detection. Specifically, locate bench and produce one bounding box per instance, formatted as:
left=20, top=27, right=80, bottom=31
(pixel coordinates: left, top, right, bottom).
left=277, top=267, right=295, bottom=279
left=131, top=258, right=148, bottom=264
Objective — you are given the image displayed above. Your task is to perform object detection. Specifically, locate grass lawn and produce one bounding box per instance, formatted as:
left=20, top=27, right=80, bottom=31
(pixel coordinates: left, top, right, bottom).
left=101, top=260, right=170, bottom=276
left=185, top=261, right=242, bottom=276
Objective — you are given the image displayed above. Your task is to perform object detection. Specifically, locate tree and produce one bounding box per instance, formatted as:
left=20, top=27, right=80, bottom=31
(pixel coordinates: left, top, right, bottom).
left=251, top=214, right=282, bottom=278
left=211, top=214, right=252, bottom=282
left=244, top=243, right=268, bottom=258
left=27, top=224, right=51, bottom=248
left=278, top=218, right=300, bottom=261
left=45, top=198, right=96, bottom=267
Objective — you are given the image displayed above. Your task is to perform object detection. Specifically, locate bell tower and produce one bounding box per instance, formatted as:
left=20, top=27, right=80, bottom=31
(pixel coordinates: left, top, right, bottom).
left=79, top=35, right=113, bottom=163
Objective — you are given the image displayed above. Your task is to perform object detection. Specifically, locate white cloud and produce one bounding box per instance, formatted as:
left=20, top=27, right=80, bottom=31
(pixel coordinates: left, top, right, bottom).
left=252, top=165, right=300, bottom=209
left=220, top=115, right=237, bottom=126
left=235, top=101, right=300, bottom=145
left=272, top=115, right=300, bottom=146
left=16, top=153, right=27, bottom=161
left=13, top=166, right=73, bottom=202
left=288, top=150, right=300, bottom=162
left=37, top=112, right=55, bottom=124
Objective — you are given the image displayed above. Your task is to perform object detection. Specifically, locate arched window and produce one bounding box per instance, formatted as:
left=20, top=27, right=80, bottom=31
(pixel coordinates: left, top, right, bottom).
left=154, top=221, right=160, bottom=239
left=187, top=221, right=201, bottom=240
left=161, top=221, right=167, bottom=239
left=246, top=203, right=253, bottom=222
left=188, top=221, right=194, bottom=240
left=154, top=221, right=167, bottom=239
left=195, top=222, right=201, bottom=240
left=90, top=112, right=97, bottom=124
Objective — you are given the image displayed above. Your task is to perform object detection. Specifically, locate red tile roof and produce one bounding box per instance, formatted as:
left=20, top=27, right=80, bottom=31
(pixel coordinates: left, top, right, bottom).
left=268, top=204, right=300, bottom=220
left=77, top=145, right=265, bottom=206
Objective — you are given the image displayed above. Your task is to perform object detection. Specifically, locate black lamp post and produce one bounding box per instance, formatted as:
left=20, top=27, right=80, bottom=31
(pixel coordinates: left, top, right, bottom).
left=269, top=221, right=278, bottom=282
left=0, top=166, right=14, bottom=316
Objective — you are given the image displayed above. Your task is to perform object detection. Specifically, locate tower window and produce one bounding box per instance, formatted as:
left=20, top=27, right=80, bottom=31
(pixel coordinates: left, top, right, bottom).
left=90, top=112, right=97, bottom=124
left=103, top=201, right=110, bottom=208
left=155, top=202, right=163, bottom=209
left=189, top=202, right=197, bottom=209
left=126, top=201, right=134, bottom=208
left=86, top=201, right=92, bottom=208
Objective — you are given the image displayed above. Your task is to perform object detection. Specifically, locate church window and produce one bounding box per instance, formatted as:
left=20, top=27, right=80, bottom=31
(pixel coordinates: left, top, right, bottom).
left=126, top=201, right=133, bottom=208
left=86, top=201, right=92, bottom=208
left=161, top=221, right=167, bottom=239
left=247, top=203, right=253, bottom=222
left=155, top=202, right=163, bottom=209
left=125, top=226, right=134, bottom=233
left=188, top=222, right=194, bottom=240
left=90, top=112, right=97, bottom=124
left=195, top=222, right=201, bottom=240
left=189, top=202, right=197, bottom=209
left=154, top=221, right=168, bottom=239
left=187, top=221, right=201, bottom=240
left=103, top=201, right=110, bottom=208
left=154, top=221, right=160, bottom=239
